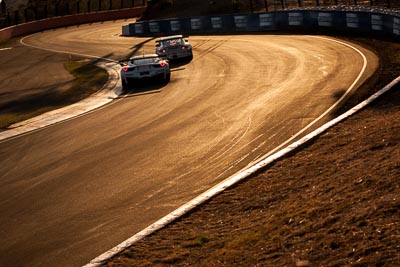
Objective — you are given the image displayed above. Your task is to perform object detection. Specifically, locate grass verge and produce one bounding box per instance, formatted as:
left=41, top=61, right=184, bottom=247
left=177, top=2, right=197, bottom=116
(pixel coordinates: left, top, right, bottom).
left=0, top=60, right=108, bottom=129
left=63, top=60, right=109, bottom=101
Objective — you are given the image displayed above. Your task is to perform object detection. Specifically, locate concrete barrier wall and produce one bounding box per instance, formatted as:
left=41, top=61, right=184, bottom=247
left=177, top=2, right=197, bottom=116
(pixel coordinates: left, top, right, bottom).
left=123, top=9, right=400, bottom=41
left=0, top=7, right=146, bottom=43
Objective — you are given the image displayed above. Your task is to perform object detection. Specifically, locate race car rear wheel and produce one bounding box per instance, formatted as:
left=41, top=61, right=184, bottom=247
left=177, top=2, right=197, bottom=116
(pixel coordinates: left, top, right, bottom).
left=164, top=73, right=171, bottom=83
left=122, top=79, right=129, bottom=90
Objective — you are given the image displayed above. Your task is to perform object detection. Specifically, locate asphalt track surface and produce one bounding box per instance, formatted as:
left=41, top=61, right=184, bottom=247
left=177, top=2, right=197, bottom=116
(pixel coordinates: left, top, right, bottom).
left=0, top=20, right=378, bottom=267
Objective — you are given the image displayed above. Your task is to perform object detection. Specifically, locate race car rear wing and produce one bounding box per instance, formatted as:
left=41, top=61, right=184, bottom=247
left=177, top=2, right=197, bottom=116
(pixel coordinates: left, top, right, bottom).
left=155, top=34, right=190, bottom=45
left=118, top=56, right=169, bottom=66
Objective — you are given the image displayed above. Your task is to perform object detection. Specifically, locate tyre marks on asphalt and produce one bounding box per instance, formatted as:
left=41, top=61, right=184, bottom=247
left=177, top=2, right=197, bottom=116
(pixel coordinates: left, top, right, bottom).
left=192, top=38, right=229, bottom=60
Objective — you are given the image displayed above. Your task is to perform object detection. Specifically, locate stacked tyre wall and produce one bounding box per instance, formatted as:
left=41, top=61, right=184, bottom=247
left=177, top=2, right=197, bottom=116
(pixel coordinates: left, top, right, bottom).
left=122, top=8, right=400, bottom=41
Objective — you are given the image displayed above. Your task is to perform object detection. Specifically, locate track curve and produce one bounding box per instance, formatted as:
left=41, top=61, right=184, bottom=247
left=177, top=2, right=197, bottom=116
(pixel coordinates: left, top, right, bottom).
left=0, top=20, right=378, bottom=267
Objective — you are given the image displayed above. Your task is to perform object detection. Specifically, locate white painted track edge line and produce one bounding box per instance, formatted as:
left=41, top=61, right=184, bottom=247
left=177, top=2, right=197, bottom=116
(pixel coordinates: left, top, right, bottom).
left=20, top=34, right=117, bottom=63
left=84, top=75, right=400, bottom=267
left=249, top=35, right=369, bottom=166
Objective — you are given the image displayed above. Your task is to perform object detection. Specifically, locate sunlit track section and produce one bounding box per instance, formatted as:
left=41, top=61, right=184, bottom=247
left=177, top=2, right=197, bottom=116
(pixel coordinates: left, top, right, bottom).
left=0, top=24, right=379, bottom=267
left=85, top=67, right=398, bottom=267
left=135, top=35, right=371, bottom=186
left=194, top=39, right=229, bottom=60
left=126, top=35, right=371, bottom=198
left=247, top=35, right=369, bottom=168
left=202, top=114, right=253, bottom=165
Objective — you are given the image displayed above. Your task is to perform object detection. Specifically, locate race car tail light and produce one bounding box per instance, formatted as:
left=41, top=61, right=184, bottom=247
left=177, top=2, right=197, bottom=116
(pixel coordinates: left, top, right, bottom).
left=122, top=66, right=135, bottom=72
left=154, top=61, right=167, bottom=68
left=161, top=49, right=166, bottom=53
left=181, top=46, right=186, bottom=50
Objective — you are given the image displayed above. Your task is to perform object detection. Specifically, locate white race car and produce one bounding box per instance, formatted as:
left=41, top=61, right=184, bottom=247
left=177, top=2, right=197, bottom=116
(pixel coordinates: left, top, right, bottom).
left=119, top=54, right=170, bottom=89
left=155, top=35, right=193, bottom=61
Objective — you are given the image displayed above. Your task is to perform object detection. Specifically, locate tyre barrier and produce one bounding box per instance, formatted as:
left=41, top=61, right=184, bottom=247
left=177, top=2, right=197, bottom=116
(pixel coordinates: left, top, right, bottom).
left=122, top=8, right=400, bottom=41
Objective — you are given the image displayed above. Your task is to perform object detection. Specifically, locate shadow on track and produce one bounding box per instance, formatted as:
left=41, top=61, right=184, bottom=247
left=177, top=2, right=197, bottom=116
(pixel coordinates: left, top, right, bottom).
left=119, top=78, right=169, bottom=98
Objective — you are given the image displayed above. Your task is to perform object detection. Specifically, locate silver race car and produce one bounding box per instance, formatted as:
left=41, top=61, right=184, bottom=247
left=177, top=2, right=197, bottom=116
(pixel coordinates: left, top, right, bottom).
left=155, top=35, right=193, bottom=61
left=119, top=54, right=170, bottom=89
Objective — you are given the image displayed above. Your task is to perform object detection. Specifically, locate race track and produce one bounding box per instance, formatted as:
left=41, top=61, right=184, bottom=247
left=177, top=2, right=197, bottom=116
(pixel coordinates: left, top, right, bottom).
left=0, top=20, right=378, bottom=267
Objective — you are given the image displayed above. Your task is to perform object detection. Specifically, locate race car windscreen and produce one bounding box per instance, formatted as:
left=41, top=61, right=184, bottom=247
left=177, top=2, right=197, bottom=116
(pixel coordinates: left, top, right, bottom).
left=163, top=38, right=183, bottom=46
left=131, top=58, right=160, bottom=65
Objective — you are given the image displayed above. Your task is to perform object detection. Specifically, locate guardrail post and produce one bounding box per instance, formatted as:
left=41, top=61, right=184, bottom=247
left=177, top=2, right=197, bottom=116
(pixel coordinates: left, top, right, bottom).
left=0, top=1, right=5, bottom=13
left=44, top=5, right=48, bottom=18
left=297, top=0, right=302, bottom=8
left=55, top=1, right=59, bottom=16
left=14, top=10, right=19, bottom=25
left=24, top=8, right=28, bottom=23
left=77, top=0, right=80, bottom=14
left=34, top=7, right=39, bottom=20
